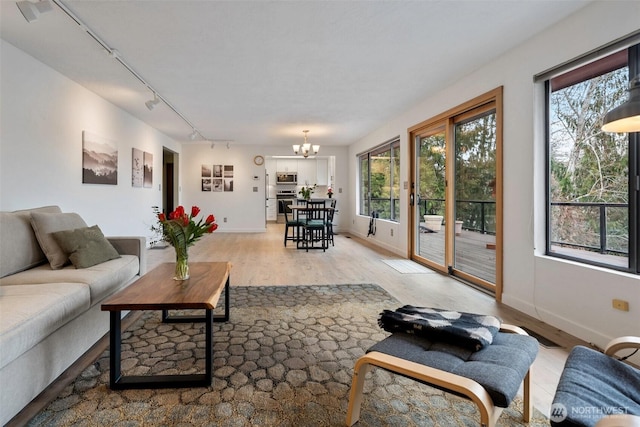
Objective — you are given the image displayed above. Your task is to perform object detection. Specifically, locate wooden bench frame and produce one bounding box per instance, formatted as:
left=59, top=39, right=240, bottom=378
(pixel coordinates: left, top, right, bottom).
left=345, top=324, right=532, bottom=427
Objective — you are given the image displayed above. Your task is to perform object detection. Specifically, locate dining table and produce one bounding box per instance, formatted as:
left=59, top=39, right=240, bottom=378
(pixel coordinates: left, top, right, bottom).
left=289, top=202, right=335, bottom=251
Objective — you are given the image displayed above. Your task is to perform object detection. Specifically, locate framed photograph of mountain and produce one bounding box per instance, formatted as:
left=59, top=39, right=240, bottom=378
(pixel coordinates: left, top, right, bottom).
left=132, top=148, right=143, bottom=187
left=143, top=151, right=153, bottom=188
left=82, top=131, right=118, bottom=185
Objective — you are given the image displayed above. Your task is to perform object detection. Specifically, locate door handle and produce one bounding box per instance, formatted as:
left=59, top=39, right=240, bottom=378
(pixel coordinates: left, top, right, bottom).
left=410, top=193, right=415, bottom=206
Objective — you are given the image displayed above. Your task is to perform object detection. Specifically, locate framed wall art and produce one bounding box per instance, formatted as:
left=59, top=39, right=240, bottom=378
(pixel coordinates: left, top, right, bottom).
left=132, top=148, right=143, bottom=187
left=82, top=131, right=118, bottom=185
left=202, top=164, right=233, bottom=192
left=143, top=151, right=153, bottom=188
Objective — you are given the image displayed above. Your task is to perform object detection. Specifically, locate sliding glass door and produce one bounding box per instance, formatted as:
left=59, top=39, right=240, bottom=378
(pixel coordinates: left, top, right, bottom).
left=410, top=88, right=502, bottom=296
left=453, top=110, right=497, bottom=285
left=413, top=126, right=447, bottom=268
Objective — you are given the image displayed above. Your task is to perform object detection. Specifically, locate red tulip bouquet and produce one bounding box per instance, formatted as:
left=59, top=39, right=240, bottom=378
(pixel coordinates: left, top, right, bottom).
left=152, top=205, right=217, bottom=280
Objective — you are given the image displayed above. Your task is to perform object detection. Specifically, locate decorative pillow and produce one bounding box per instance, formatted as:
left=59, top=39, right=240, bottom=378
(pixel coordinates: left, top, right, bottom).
left=30, top=212, right=88, bottom=269
left=52, top=225, right=121, bottom=269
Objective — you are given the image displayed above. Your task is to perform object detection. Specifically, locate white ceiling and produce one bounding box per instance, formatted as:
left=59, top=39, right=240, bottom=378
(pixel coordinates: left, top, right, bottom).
left=1, top=0, right=592, bottom=147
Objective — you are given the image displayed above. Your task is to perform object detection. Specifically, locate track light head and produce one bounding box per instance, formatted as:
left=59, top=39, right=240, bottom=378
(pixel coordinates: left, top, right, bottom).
left=16, top=0, right=53, bottom=23
left=145, top=93, right=159, bottom=111
left=189, top=130, right=198, bottom=140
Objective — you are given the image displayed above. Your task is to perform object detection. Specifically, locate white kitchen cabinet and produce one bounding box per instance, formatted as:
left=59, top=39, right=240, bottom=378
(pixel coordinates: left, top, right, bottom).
left=297, top=159, right=317, bottom=186
left=316, top=158, right=328, bottom=186
left=276, top=159, right=297, bottom=172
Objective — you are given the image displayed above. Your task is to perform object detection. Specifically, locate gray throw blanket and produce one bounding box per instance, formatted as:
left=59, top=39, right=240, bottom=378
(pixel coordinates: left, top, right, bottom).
left=378, top=305, right=501, bottom=351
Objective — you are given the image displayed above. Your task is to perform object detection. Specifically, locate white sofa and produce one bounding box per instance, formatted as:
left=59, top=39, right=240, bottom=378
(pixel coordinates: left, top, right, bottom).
left=0, top=206, right=146, bottom=425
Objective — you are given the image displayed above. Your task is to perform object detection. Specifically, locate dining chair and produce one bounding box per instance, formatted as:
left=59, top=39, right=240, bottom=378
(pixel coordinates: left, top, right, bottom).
left=325, top=199, right=337, bottom=246
left=281, top=200, right=301, bottom=247
left=297, top=201, right=327, bottom=251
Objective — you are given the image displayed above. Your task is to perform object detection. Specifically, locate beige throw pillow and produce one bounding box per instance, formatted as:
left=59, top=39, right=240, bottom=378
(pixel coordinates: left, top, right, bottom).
left=52, top=225, right=121, bottom=268
left=30, top=212, right=88, bottom=269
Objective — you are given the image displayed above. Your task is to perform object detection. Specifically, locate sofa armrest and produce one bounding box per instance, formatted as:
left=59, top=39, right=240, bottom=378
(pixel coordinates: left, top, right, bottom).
left=107, top=236, right=147, bottom=276
left=604, top=336, right=640, bottom=357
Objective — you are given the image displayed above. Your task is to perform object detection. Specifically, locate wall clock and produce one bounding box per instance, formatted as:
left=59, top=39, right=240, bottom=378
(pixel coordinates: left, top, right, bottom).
left=253, top=155, right=265, bottom=166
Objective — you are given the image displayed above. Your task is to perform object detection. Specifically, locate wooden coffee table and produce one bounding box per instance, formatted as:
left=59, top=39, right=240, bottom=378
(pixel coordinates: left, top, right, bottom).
left=101, top=262, right=231, bottom=389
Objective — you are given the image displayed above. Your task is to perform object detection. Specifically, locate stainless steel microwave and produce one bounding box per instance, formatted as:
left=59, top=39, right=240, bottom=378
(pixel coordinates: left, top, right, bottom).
left=276, top=172, right=297, bottom=185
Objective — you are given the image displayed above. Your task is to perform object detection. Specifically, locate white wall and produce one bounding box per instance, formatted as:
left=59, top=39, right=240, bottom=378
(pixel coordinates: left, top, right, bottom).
left=0, top=40, right=181, bottom=239
left=180, top=144, right=349, bottom=232
left=347, top=1, right=640, bottom=353
left=0, top=39, right=351, bottom=239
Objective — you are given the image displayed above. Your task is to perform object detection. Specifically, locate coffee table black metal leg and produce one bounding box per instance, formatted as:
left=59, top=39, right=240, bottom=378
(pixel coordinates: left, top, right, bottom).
left=162, top=276, right=229, bottom=323
left=109, top=309, right=213, bottom=390
left=109, top=310, right=122, bottom=386
left=214, top=275, right=230, bottom=322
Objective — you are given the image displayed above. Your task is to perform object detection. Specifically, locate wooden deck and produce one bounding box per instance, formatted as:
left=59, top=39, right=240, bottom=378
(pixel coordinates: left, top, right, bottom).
left=417, top=224, right=496, bottom=284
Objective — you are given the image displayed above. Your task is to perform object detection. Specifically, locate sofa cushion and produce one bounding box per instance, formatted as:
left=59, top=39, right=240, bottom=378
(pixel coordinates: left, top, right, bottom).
left=551, top=345, right=640, bottom=426
left=0, top=255, right=139, bottom=305
left=30, top=212, right=88, bottom=269
left=0, top=283, right=90, bottom=370
left=368, top=331, right=538, bottom=408
left=0, top=206, right=62, bottom=278
left=53, top=225, right=121, bottom=268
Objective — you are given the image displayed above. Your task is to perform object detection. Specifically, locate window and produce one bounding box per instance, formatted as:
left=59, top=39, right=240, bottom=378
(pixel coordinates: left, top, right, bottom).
left=545, top=41, right=639, bottom=273
left=358, top=138, right=401, bottom=221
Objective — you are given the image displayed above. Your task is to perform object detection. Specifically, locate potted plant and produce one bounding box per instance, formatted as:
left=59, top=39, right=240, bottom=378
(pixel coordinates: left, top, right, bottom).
left=299, top=184, right=317, bottom=201
left=423, top=214, right=443, bottom=231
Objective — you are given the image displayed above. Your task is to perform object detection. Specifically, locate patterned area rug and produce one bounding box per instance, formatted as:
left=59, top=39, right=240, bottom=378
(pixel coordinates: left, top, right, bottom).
left=28, top=284, right=549, bottom=426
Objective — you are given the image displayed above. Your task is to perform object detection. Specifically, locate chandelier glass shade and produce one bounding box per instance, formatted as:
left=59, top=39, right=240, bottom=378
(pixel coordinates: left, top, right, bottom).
left=293, top=130, right=319, bottom=158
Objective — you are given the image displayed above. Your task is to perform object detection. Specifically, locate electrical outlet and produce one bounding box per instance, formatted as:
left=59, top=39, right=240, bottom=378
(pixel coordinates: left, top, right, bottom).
left=390, top=229, right=394, bottom=237
left=612, top=299, right=629, bottom=311
left=223, top=217, right=227, bottom=223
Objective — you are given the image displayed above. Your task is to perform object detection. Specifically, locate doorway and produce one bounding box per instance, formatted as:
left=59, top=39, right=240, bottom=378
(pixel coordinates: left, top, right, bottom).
left=409, top=88, right=503, bottom=298
left=162, top=147, right=179, bottom=215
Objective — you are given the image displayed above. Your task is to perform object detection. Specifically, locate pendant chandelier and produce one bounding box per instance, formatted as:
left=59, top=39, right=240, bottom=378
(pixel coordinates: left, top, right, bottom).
left=602, top=74, right=640, bottom=133
left=293, top=130, right=319, bottom=158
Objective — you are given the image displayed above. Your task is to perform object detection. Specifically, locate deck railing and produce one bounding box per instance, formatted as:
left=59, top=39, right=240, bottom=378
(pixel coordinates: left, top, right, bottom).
left=420, top=198, right=628, bottom=256
left=420, top=198, right=495, bottom=235
left=550, top=201, right=628, bottom=255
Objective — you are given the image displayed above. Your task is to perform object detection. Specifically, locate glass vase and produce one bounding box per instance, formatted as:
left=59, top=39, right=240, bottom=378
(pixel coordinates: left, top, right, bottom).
left=174, top=246, right=190, bottom=280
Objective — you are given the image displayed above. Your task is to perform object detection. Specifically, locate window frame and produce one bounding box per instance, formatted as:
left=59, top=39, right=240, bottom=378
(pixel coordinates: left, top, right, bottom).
left=544, top=41, right=640, bottom=274
left=358, top=137, right=401, bottom=221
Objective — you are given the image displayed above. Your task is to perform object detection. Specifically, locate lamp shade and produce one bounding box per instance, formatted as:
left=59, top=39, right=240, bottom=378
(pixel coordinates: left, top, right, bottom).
left=602, top=76, right=640, bottom=133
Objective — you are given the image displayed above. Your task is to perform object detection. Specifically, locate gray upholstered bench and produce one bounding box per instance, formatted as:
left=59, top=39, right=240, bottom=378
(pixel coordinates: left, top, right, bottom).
left=346, top=325, right=538, bottom=427
left=551, top=337, right=640, bottom=427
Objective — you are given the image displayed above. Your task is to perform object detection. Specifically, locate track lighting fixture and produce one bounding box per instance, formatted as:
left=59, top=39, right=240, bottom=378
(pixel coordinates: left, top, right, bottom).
left=189, top=130, right=198, bottom=141
left=19, top=0, right=209, bottom=142
left=16, top=0, right=53, bottom=23
left=145, top=93, right=160, bottom=111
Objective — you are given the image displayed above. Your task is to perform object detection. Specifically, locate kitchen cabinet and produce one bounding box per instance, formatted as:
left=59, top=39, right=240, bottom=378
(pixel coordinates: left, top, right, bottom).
left=276, top=159, right=297, bottom=172
left=316, top=158, right=328, bottom=186
left=297, top=159, right=317, bottom=186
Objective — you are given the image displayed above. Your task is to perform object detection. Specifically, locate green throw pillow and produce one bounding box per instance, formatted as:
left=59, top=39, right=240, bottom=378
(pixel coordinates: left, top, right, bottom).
left=52, top=225, right=121, bottom=268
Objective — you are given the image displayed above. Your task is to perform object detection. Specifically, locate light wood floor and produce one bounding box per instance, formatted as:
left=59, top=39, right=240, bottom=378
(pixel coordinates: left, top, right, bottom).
left=147, top=223, right=591, bottom=418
